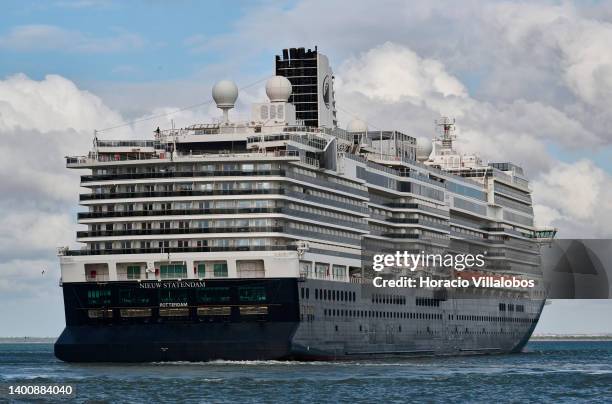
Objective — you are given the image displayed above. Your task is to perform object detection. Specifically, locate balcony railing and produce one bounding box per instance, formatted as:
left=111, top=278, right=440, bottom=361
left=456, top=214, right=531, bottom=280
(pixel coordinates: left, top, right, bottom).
left=86, top=274, right=110, bottom=281
left=380, top=202, right=450, bottom=217
left=247, top=134, right=328, bottom=150
left=481, top=227, right=527, bottom=237
left=80, top=170, right=285, bottom=183
left=96, top=140, right=157, bottom=148
left=65, top=245, right=297, bottom=256
left=285, top=171, right=369, bottom=198
left=385, top=218, right=450, bottom=231
left=78, top=207, right=283, bottom=219
left=375, top=232, right=421, bottom=239
left=77, top=226, right=284, bottom=238
left=80, top=188, right=284, bottom=201
left=284, top=190, right=369, bottom=215
left=66, top=150, right=300, bottom=166
left=280, top=208, right=369, bottom=231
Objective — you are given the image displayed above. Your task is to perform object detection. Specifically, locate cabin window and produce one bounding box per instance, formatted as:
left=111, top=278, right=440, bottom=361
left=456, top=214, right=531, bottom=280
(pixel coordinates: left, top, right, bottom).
left=127, top=265, right=141, bottom=280
left=238, top=286, right=266, bottom=302
left=196, top=287, right=230, bottom=303
left=159, top=288, right=188, bottom=304
left=332, top=265, right=346, bottom=280
left=197, top=263, right=206, bottom=278
left=160, top=264, right=187, bottom=279
left=87, top=289, right=111, bottom=306
left=119, top=289, right=150, bottom=306
left=213, top=263, right=228, bottom=277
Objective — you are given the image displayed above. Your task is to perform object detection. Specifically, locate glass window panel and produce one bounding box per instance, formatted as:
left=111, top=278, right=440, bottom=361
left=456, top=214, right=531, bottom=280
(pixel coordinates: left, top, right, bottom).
left=238, top=286, right=266, bottom=302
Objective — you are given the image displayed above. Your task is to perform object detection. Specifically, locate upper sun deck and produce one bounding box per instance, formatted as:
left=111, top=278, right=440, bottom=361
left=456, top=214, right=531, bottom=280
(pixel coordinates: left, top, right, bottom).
left=65, top=149, right=302, bottom=168
left=66, top=72, right=531, bottom=198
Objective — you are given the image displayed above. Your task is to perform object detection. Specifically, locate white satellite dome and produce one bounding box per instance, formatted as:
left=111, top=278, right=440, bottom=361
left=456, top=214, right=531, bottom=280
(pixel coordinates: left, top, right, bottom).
left=346, top=118, right=368, bottom=133
left=416, top=137, right=433, bottom=161
left=265, top=76, right=292, bottom=102
left=212, top=80, right=239, bottom=108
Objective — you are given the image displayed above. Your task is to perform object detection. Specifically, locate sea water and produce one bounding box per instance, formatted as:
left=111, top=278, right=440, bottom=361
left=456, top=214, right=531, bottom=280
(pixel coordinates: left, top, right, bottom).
left=0, top=341, right=611, bottom=403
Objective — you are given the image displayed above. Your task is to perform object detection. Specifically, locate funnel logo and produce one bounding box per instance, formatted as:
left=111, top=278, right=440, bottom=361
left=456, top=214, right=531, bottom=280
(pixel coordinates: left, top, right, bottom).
left=322, top=75, right=330, bottom=109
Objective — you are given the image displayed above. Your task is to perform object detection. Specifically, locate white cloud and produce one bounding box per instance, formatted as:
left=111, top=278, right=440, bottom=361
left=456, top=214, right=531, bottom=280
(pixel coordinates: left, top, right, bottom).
left=532, top=160, right=612, bottom=237
left=0, top=211, right=75, bottom=260
left=202, top=0, right=612, bottom=149
left=0, top=73, right=127, bottom=134
left=337, top=42, right=468, bottom=103
left=0, top=74, right=139, bottom=336
left=0, top=74, right=134, bottom=264
left=0, top=25, right=145, bottom=53
left=490, top=2, right=612, bottom=107
left=332, top=41, right=612, bottom=238
left=335, top=42, right=592, bottom=168
left=0, top=256, right=65, bottom=337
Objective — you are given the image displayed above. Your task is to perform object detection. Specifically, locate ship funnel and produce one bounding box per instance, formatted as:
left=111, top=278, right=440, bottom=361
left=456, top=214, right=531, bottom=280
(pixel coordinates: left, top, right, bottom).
left=212, top=80, right=239, bottom=123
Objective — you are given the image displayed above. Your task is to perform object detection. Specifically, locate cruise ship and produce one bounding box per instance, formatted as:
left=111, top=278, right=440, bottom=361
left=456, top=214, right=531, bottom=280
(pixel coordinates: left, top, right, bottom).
left=55, top=47, right=555, bottom=362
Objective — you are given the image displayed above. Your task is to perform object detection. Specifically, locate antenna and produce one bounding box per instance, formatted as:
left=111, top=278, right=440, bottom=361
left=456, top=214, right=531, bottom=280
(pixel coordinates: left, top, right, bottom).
left=435, top=117, right=455, bottom=148
left=92, top=130, right=99, bottom=159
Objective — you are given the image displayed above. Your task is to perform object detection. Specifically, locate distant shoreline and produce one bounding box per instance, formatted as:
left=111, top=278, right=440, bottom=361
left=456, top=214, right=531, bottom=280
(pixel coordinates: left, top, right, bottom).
left=531, top=335, right=612, bottom=341
left=0, top=337, right=56, bottom=344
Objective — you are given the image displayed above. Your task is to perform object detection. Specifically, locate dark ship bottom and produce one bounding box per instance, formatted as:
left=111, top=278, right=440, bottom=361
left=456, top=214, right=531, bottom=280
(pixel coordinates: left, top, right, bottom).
left=54, top=278, right=543, bottom=362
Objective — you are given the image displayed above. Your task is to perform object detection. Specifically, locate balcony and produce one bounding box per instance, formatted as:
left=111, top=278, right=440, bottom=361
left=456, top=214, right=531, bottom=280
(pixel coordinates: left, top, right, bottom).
left=77, top=226, right=284, bottom=238
left=80, top=188, right=285, bottom=201
left=283, top=190, right=369, bottom=215
left=380, top=202, right=450, bottom=217
left=80, top=169, right=285, bottom=183
left=386, top=218, right=450, bottom=231
left=280, top=208, right=369, bottom=231
left=78, top=207, right=283, bottom=219
left=247, top=133, right=328, bottom=150
left=379, top=233, right=421, bottom=239
left=285, top=170, right=369, bottom=198
left=86, top=274, right=110, bottom=281
left=96, top=140, right=157, bottom=148
left=368, top=230, right=421, bottom=239
left=84, top=263, right=109, bottom=281
left=66, top=150, right=300, bottom=167
left=64, top=245, right=297, bottom=256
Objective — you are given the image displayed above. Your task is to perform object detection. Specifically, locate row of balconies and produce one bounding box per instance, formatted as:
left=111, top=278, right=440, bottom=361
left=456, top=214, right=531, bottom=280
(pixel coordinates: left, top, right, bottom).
left=78, top=207, right=282, bottom=219
left=77, top=226, right=284, bottom=238
left=384, top=218, right=450, bottom=231
left=80, top=188, right=283, bottom=201
left=78, top=207, right=368, bottom=234
left=66, top=149, right=300, bottom=168
left=81, top=169, right=284, bottom=183
left=381, top=202, right=450, bottom=217
left=81, top=189, right=368, bottom=216
left=284, top=190, right=369, bottom=215
left=78, top=201, right=367, bottom=224
left=64, top=245, right=296, bottom=256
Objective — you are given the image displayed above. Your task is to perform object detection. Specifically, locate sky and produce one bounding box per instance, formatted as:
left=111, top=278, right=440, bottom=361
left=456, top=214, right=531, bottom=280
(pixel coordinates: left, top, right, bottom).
left=0, top=0, right=611, bottom=336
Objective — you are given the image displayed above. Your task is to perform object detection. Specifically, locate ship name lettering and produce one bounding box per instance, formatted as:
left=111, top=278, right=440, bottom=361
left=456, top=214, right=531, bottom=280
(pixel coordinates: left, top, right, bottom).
left=139, top=281, right=206, bottom=289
